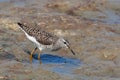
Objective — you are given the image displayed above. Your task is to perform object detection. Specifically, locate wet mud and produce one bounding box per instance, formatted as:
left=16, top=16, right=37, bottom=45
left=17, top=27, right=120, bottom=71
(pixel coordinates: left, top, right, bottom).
left=0, top=0, right=120, bottom=80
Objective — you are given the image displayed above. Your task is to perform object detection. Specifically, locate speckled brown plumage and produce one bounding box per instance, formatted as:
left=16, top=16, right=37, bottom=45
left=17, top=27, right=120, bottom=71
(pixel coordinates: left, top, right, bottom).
left=17, top=22, right=59, bottom=45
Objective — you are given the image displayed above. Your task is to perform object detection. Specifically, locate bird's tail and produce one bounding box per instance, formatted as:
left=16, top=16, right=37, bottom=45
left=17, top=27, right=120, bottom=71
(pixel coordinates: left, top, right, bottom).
left=17, top=22, right=24, bottom=29
left=17, top=22, right=29, bottom=32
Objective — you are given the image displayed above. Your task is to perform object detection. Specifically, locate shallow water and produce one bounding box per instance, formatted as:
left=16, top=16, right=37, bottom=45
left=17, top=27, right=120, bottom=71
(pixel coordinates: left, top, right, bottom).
left=91, top=9, right=120, bottom=24
left=13, top=1, right=25, bottom=7
left=0, top=0, right=120, bottom=79
left=0, top=0, right=120, bottom=24
left=0, top=0, right=9, bottom=2
left=95, top=0, right=120, bottom=24
left=31, top=54, right=81, bottom=75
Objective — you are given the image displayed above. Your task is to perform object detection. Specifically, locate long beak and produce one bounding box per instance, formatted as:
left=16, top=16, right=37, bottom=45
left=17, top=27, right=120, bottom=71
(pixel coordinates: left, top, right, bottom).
left=67, top=45, right=75, bottom=55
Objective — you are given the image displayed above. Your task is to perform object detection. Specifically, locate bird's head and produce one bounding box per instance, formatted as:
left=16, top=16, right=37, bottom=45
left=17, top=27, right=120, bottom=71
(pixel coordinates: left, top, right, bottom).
left=58, top=38, right=75, bottom=55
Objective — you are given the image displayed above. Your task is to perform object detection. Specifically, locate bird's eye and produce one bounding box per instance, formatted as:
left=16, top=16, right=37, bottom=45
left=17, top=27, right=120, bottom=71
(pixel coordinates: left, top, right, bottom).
left=64, top=42, right=66, bottom=44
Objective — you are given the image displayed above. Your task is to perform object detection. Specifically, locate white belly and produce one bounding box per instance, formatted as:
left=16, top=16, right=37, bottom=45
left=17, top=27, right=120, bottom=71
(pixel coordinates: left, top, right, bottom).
left=19, top=27, right=52, bottom=51
left=25, top=32, right=53, bottom=51
left=23, top=31, right=44, bottom=50
left=25, top=33, right=40, bottom=48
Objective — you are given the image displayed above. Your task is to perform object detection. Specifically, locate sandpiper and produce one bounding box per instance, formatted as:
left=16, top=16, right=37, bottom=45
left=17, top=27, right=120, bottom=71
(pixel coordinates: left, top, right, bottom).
left=17, top=22, right=75, bottom=63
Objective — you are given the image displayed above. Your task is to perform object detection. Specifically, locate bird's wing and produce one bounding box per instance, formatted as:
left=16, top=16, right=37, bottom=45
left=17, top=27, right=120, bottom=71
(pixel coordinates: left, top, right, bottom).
left=17, top=22, right=58, bottom=45
left=34, top=30, right=58, bottom=45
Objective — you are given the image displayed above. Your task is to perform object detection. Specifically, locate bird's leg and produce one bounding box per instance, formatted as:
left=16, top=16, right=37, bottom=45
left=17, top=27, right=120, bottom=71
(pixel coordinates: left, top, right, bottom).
left=38, top=51, right=42, bottom=64
left=30, top=47, right=38, bottom=62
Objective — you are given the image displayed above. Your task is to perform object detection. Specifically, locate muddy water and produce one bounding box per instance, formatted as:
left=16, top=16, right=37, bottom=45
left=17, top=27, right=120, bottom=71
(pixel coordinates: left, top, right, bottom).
left=31, top=54, right=81, bottom=75
left=0, top=0, right=120, bottom=80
